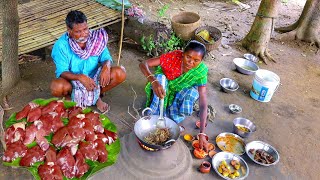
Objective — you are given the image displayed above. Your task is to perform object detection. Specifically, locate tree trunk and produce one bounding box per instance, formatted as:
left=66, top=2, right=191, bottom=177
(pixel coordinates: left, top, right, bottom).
left=241, top=0, right=280, bottom=64
left=276, top=0, right=320, bottom=47
left=1, top=0, right=20, bottom=98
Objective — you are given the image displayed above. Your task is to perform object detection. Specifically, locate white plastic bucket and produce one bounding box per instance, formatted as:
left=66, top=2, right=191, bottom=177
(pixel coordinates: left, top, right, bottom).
left=250, top=69, right=280, bottom=102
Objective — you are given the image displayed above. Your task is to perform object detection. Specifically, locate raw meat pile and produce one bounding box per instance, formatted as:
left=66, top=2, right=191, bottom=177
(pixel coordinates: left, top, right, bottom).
left=2, top=100, right=117, bottom=179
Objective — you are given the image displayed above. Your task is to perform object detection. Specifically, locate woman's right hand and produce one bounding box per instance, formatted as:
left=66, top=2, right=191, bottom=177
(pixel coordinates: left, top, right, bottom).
left=78, top=74, right=96, bottom=91
left=152, top=80, right=166, bottom=99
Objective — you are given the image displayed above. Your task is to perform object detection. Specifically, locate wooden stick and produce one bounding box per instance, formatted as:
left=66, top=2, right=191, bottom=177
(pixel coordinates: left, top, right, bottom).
left=117, top=0, right=125, bottom=66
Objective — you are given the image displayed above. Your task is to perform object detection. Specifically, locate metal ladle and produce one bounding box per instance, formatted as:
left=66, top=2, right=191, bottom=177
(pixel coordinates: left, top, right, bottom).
left=156, top=75, right=166, bottom=129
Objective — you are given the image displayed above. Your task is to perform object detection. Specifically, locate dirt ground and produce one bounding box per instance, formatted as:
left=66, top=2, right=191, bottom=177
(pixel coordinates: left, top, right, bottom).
left=1, top=0, right=320, bottom=179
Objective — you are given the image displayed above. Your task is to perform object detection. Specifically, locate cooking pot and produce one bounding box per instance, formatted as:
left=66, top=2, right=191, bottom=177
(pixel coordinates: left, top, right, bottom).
left=135, top=76, right=184, bottom=150
left=134, top=108, right=184, bottom=151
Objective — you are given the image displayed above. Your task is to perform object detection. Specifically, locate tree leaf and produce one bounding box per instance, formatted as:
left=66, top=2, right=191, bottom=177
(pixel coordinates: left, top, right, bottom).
left=32, top=98, right=59, bottom=106
left=99, top=114, right=117, bottom=132
left=104, top=123, right=117, bottom=133
left=5, top=113, right=27, bottom=128
left=105, top=139, right=121, bottom=164
left=82, top=108, right=92, bottom=114
left=26, top=141, right=37, bottom=148
left=86, top=139, right=121, bottom=176
left=62, top=118, right=69, bottom=126
left=27, top=167, right=41, bottom=180
left=27, top=161, right=44, bottom=180
left=3, top=157, right=22, bottom=167
left=63, top=100, right=77, bottom=109
left=45, top=133, right=54, bottom=142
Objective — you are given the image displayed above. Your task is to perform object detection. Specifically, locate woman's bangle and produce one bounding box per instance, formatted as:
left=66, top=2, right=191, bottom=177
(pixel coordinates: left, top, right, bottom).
left=197, top=133, right=208, bottom=141
left=151, top=79, right=158, bottom=85
left=146, top=74, right=154, bottom=79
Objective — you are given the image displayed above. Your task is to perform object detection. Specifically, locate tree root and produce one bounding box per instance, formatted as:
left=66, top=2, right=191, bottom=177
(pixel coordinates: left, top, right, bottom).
left=0, top=104, right=6, bottom=150
left=241, top=39, right=276, bottom=64
left=3, top=96, right=13, bottom=111
left=309, top=39, right=320, bottom=48
left=256, top=48, right=276, bottom=65
left=275, top=21, right=299, bottom=33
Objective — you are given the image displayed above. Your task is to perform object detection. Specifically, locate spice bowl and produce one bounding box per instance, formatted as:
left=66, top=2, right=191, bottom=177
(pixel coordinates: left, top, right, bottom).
left=229, top=104, right=242, bottom=114
left=233, top=117, right=256, bottom=138
left=184, top=134, right=195, bottom=142
left=199, top=161, right=211, bottom=173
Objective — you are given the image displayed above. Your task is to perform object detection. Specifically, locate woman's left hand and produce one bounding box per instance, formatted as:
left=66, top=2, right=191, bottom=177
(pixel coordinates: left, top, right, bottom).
left=198, top=134, right=209, bottom=153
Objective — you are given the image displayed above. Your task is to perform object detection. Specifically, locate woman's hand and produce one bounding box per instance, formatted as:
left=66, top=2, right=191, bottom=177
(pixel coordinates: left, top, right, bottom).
left=198, top=134, right=209, bottom=153
left=152, top=80, right=165, bottom=99
left=79, top=74, right=96, bottom=91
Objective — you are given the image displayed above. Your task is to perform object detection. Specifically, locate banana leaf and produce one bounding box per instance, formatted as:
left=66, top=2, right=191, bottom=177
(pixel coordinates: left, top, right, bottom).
left=3, top=98, right=121, bottom=180
left=95, top=0, right=132, bottom=11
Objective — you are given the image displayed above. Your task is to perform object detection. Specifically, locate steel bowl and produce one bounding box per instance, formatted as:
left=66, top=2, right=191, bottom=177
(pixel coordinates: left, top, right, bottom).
left=233, top=58, right=259, bottom=75
left=220, top=78, right=239, bottom=93
left=245, top=141, right=280, bottom=166
left=216, top=132, right=246, bottom=155
left=244, top=53, right=258, bottom=63
left=212, top=152, right=249, bottom=180
left=229, top=104, right=242, bottom=114
left=233, top=117, right=256, bottom=138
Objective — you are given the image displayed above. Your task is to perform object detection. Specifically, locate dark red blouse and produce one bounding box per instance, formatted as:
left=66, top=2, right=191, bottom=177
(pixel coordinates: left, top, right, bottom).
left=159, top=50, right=183, bottom=80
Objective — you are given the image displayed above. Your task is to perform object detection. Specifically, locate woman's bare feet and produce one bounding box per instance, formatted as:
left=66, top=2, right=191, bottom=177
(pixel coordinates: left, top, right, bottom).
left=96, top=98, right=109, bottom=113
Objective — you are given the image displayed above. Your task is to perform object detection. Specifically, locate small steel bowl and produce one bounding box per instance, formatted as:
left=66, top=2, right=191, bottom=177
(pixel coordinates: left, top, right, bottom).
left=233, top=58, right=259, bottom=75
left=212, top=152, right=249, bottom=180
left=229, top=104, right=242, bottom=114
left=220, top=78, right=239, bottom=93
left=233, top=117, right=256, bottom=138
left=244, top=53, right=258, bottom=63
left=245, top=141, right=280, bottom=166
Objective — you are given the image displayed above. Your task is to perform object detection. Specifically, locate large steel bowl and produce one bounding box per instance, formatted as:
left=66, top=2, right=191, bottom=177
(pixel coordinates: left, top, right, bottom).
left=233, top=58, right=259, bottom=75
left=233, top=117, right=256, bottom=138
left=220, top=78, right=239, bottom=93
left=212, top=152, right=249, bottom=180
left=245, top=141, right=280, bottom=166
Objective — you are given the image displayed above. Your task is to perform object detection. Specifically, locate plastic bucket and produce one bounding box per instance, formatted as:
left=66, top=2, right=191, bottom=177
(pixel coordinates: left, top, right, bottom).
left=250, top=69, right=280, bottom=102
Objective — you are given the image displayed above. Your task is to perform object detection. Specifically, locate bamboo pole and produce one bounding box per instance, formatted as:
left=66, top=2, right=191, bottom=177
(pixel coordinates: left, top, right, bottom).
left=117, top=0, right=125, bottom=66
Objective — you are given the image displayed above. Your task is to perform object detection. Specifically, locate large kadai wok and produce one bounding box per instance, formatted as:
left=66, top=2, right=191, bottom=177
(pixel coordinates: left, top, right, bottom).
left=134, top=108, right=184, bottom=151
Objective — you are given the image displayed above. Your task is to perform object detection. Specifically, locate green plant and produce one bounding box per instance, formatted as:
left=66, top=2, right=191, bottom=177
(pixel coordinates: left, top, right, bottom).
left=141, top=35, right=156, bottom=56
left=159, top=33, right=185, bottom=53
left=157, top=4, right=169, bottom=19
